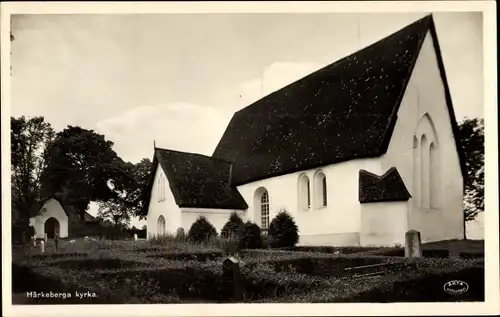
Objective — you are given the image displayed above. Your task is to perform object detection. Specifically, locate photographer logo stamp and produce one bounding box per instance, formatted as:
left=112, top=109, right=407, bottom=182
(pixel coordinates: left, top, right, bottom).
left=443, top=280, right=469, bottom=295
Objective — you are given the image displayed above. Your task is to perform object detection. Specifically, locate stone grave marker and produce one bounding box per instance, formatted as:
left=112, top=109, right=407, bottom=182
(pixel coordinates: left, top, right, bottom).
left=40, top=240, right=45, bottom=254
left=133, top=233, right=138, bottom=241
left=405, top=230, right=422, bottom=258
left=44, top=233, right=48, bottom=243
left=54, top=232, right=60, bottom=251
left=222, top=256, right=243, bottom=301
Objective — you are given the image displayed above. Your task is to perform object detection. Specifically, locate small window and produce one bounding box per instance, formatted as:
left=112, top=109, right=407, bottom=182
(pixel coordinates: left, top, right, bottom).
left=322, top=176, right=327, bottom=207
left=313, top=171, right=327, bottom=209
left=298, top=174, right=311, bottom=210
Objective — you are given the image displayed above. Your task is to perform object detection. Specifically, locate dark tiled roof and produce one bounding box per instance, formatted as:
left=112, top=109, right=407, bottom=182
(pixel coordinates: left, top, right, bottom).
left=143, top=148, right=248, bottom=211
left=358, top=167, right=411, bottom=203
left=212, top=15, right=466, bottom=186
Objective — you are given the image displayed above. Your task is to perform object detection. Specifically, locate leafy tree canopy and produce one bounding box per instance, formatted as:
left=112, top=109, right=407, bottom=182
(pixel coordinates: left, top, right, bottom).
left=458, top=117, right=484, bottom=221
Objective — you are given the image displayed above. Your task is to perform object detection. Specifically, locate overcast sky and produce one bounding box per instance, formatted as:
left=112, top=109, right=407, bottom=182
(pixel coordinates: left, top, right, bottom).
left=10, top=12, right=483, bottom=224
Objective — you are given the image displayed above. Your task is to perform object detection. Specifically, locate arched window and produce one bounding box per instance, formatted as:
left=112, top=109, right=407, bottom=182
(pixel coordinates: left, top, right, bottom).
left=158, top=175, right=166, bottom=203
left=260, top=190, right=270, bottom=229
left=298, top=174, right=311, bottom=210
left=322, top=177, right=327, bottom=207
left=413, top=135, right=420, bottom=207
left=421, top=134, right=430, bottom=208
left=430, top=142, right=440, bottom=209
left=157, top=215, right=166, bottom=236
left=313, top=171, right=327, bottom=209
left=414, top=113, right=441, bottom=210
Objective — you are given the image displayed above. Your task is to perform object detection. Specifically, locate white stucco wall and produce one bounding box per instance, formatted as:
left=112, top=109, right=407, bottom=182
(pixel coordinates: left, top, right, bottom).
left=360, top=201, right=409, bottom=247
left=146, top=164, right=181, bottom=238
left=29, top=198, right=69, bottom=238
left=181, top=208, right=247, bottom=235
left=236, top=158, right=383, bottom=246
left=381, top=31, right=464, bottom=243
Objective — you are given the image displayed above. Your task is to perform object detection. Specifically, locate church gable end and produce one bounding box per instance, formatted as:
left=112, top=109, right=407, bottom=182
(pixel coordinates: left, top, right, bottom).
left=359, top=167, right=411, bottom=203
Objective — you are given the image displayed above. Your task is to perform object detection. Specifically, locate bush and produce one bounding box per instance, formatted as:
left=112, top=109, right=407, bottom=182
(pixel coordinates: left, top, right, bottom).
left=220, top=212, right=244, bottom=239
left=268, top=210, right=299, bottom=248
left=187, top=216, right=218, bottom=243
left=175, top=228, right=186, bottom=241
left=239, top=221, right=263, bottom=249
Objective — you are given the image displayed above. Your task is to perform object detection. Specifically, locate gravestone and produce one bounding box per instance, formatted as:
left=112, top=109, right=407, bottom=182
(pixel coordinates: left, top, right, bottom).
left=222, top=256, right=243, bottom=301
left=54, top=232, right=59, bottom=251
left=44, top=233, right=48, bottom=243
left=133, top=234, right=138, bottom=241
left=405, top=230, right=422, bottom=258
left=40, top=240, right=45, bottom=253
left=32, top=236, right=36, bottom=247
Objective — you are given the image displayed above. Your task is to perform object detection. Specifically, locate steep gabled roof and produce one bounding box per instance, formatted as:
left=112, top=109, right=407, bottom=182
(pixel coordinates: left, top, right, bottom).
left=142, top=147, right=248, bottom=212
left=359, top=167, right=411, bottom=203
left=212, top=14, right=467, bottom=186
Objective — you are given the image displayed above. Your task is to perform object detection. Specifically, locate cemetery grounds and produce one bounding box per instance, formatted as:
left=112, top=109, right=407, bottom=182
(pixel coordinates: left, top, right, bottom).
left=12, top=237, right=484, bottom=304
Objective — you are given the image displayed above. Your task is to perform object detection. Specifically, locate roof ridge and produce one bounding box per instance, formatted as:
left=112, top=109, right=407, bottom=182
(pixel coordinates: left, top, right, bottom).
left=231, top=14, right=433, bottom=117
left=155, top=147, right=234, bottom=165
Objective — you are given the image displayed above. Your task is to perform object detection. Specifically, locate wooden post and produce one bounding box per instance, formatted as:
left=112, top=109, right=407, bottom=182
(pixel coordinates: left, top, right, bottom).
left=405, top=230, right=422, bottom=258
left=222, top=256, right=243, bottom=301
left=40, top=240, right=45, bottom=253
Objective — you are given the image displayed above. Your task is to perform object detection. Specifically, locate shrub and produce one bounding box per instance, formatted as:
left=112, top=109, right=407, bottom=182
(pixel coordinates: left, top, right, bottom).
left=220, top=212, right=244, bottom=239
left=175, top=228, right=186, bottom=241
left=239, top=221, right=263, bottom=249
left=268, top=210, right=299, bottom=248
left=187, top=216, right=218, bottom=243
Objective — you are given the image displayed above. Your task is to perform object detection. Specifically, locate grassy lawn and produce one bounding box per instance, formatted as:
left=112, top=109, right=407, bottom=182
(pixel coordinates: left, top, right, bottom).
left=11, top=238, right=484, bottom=304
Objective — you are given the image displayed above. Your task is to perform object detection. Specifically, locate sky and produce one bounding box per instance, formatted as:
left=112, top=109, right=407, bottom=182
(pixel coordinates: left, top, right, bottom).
left=10, top=12, right=484, bottom=227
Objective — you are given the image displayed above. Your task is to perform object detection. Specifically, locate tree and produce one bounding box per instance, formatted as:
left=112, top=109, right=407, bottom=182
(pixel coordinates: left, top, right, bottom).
left=40, top=126, right=129, bottom=220
left=458, top=117, right=484, bottom=221
left=268, top=209, right=299, bottom=248
left=96, top=158, right=152, bottom=225
left=11, top=116, right=55, bottom=230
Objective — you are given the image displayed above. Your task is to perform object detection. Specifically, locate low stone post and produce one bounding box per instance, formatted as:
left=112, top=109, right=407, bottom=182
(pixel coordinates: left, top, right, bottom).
left=54, top=233, right=59, bottom=251
left=44, top=233, right=48, bottom=243
left=405, top=230, right=422, bottom=258
left=40, top=240, right=45, bottom=253
left=222, top=256, right=243, bottom=301
left=32, top=236, right=36, bottom=247
left=133, top=234, right=138, bottom=241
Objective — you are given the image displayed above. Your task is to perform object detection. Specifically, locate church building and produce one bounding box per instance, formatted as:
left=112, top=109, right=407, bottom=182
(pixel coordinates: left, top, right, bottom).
left=144, top=15, right=466, bottom=247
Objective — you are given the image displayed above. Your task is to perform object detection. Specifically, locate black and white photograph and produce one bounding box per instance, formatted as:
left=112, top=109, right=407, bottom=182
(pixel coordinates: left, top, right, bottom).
left=2, top=1, right=498, bottom=316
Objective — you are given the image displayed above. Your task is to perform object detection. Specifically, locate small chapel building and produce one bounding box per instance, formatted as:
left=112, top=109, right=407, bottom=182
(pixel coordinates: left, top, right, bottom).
left=30, top=196, right=101, bottom=239
left=144, top=15, right=466, bottom=247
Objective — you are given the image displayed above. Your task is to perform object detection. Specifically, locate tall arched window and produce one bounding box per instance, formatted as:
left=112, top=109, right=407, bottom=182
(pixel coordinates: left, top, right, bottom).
left=260, top=190, right=270, bottom=229
left=430, top=142, right=440, bottom=209
left=157, top=215, right=166, bottom=236
left=414, top=113, right=441, bottom=210
left=298, top=174, right=311, bottom=210
left=313, top=171, right=327, bottom=209
left=421, top=135, right=430, bottom=208
left=322, top=177, right=327, bottom=207
left=413, top=135, right=420, bottom=207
